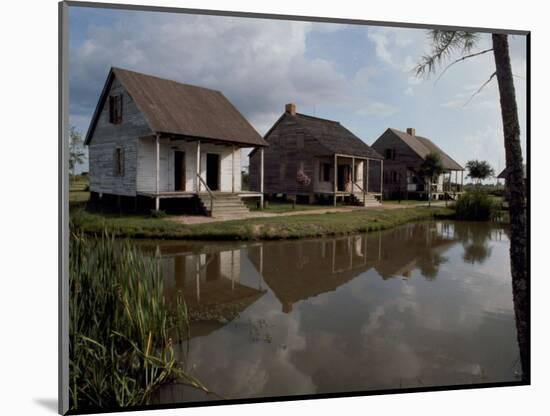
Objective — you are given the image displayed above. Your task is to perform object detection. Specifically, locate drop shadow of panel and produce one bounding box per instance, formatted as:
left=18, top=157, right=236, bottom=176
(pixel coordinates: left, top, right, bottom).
left=33, top=398, right=58, bottom=413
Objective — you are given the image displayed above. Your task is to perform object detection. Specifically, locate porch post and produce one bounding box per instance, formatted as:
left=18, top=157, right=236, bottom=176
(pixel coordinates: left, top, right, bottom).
left=196, top=140, right=201, bottom=192
left=454, top=170, right=457, bottom=192
left=333, top=154, right=337, bottom=206
left=232, top=145, right=235, bottom=193
left=155, top=134, right=160, bottom=211
left=362, top=160, right=366, bottom=204
left=366, top=158, right=370, bottom=193
left=260, top=147, right=264, bottom=208
left=351, top=157, right=355, bottom=195
left=461, top=170, right=464, bottom=191
left=380, top=159, right=384, bottom=201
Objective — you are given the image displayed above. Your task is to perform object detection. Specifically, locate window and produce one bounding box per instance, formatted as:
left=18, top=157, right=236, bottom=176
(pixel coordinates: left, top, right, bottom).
left=109, top=94, right=123, bottom=124
left=392, top=171, right=399, bottom=183
left=384, top=148, right=395, bottom=160
left=320, top=163, right=331, bottom=182
left=114, top=147, right=124, bottom=176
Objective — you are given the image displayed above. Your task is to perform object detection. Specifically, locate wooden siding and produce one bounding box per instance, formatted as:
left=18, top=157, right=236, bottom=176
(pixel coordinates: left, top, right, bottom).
left=88, top=77, right=152, bottom=196
left=137, top=138, right=241, bottom=193
left=250, top=115, right=334, bottom=195
left=313, top=156, right=334, bottom=193
left=371, top=129, right=425, bottom=197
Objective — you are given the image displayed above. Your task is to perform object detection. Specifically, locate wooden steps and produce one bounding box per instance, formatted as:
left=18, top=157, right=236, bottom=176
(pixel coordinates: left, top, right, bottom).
left=351, top=192, right=381, bottom=207
left=198, top=193, right=250, bottom=217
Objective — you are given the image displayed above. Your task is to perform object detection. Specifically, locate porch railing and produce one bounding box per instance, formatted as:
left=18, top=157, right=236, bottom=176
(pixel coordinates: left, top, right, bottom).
left=443, top=183, right=463, bottom=193
left=352, top=182, right=366, bottom=204
left=197, top=174, right=215, bottom=214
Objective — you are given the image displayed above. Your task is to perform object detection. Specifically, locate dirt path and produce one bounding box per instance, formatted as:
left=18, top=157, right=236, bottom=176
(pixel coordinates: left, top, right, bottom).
left=169, top=201, right=450, bottom=225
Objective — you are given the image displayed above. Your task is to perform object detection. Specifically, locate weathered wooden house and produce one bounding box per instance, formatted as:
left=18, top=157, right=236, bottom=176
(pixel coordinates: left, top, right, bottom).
left=249, top=104, right=384, bottom=206
left=371, top=128, right=464, bottom=200
left=84, top=67, right=268, bottom=216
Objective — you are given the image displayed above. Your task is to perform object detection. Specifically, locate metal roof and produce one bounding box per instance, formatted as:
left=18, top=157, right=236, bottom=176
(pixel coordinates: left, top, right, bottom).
left=85, top=67, right=267, bottom=147
left=388, top=128, right=464, bottom=171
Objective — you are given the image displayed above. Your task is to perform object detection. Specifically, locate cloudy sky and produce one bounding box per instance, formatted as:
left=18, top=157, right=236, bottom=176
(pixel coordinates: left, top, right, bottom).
left=69, top=5, right=527, bottom=179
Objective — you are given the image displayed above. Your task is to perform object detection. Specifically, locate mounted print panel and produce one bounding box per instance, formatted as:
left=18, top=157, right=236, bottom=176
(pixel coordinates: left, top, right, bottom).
left=59, top=1, right=529, bottom=415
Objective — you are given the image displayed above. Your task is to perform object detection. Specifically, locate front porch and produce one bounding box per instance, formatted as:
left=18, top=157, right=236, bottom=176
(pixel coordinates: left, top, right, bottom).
left=406, top=169, right=465, bottom=200
left=326, top=154, right=384, bottom=207
left=138, top=133, right=265, bottom=214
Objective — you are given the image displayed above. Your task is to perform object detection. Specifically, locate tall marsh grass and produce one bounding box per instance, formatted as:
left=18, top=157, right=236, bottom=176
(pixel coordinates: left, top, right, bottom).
left=69, top=231, right=210, bottom=411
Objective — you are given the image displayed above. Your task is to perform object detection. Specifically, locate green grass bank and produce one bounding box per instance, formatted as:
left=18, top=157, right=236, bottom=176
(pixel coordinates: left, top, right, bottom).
left=71, top=206, right=455, bottom=241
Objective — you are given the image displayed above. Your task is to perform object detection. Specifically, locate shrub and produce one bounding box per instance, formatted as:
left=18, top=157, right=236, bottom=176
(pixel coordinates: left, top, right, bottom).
left=455, top=189, right=498, bottom=221
left=150, top=209, right=167, bottom=218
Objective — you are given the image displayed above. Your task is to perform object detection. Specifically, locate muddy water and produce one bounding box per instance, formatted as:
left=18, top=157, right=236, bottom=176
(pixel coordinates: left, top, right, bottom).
left=142, top=221, right=519, bottom=403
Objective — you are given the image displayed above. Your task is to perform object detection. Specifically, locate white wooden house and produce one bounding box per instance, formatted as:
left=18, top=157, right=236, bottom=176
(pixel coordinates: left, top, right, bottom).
left=85, top=67, right=267, bottom=215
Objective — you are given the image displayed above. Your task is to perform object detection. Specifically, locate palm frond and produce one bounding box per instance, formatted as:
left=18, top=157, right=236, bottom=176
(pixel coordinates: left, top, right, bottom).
left=415, top=30, right=481, bottom=78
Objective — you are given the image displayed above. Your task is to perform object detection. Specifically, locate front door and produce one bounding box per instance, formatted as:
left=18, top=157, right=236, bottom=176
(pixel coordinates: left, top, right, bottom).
left=174, top=151, right=186, bottom=191
left=206, top=153, right=220, bottom=191
left=337, top=165, right=349, bottom=192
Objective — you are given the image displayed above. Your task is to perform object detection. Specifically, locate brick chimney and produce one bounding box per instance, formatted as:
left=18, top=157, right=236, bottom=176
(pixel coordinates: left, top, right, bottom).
left=285, top=103, right=296, bottom=115
left=406, top=127, right=416, bottom=136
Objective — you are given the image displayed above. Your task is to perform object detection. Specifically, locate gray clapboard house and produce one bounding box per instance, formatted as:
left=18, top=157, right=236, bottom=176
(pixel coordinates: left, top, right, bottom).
left=371, top=128, right=464, bottom=200
left=249, top=104, right=384, bottom=206
left=85, top=67, right=268, bottom=216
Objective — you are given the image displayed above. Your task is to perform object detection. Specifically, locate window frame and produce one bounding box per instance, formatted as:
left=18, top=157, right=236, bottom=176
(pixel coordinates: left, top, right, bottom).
left=109, top=94, right=123, bottom=124
left=320, top=163, right=331, bottom=182
left=114, top=147, right=124, bottom=177
left=384, top=148, right=395, bottom=160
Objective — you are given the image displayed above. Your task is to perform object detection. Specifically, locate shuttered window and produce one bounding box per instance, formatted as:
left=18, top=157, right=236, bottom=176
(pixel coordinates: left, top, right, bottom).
left=109, top=94, right=123, bottom=124
left=114, top=147, right=124, bottom=176
left=384, top=148, right=395, bottom=160
left=320, top=163, right=331, bottom=182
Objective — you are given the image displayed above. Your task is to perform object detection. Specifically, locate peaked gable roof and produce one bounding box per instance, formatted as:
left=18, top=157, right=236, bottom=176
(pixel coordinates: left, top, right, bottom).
left=254, top=112, right=382, bottom=159
left=386, top=128, right=464, bottom=170
left=85, top=67, right=267, bottom=147
left=295, top=113, right=383, bottom=159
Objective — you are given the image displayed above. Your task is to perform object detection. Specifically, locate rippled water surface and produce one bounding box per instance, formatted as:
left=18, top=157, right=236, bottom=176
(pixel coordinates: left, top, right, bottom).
left=141, top=221, right=519, bottom=403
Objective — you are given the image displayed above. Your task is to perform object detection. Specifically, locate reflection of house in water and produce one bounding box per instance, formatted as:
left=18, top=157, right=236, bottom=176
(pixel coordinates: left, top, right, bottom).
left=248, top=222, right=458, bottom=313
left=145, top=243, right=266, bottom=334
left=371, top=222, right=456, bottom=280
left=248, top=236, right=371, bottom=313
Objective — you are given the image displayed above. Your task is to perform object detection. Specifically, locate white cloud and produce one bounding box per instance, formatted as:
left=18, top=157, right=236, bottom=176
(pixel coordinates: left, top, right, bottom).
left=70, top=13, right=347, bottom=136
left=356, top=102, right=399, bottom=117
left=367, top=27, right=426, bottom=72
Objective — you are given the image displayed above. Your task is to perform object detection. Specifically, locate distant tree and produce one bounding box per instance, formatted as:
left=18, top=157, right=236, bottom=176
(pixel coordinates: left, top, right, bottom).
left=419, top=152, right=444, bottom=207
left=241, top=169, right=250, bottom=191
left=465, top=160, right=495, bottom=185
left=69, top=126, right=85, bottom=178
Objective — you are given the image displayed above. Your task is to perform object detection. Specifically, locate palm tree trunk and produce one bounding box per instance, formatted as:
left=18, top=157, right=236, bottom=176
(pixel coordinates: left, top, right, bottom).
left=492, top=33, right=528, bottom=382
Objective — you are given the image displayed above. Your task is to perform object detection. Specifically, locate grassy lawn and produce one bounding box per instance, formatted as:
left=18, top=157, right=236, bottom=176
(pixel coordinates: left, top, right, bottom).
left=69, top=173, right=455, bottom=240
left=246, top=201, right=344, bottom=213
left=71, top=207, right=183, bottom=238
left=69, top=175, right=90, bottom=204
left=381, top=199, right=426, bottom=206
left=70, top=191, right=91, bottom=203
left=71, top=205, right=455, bottom=241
